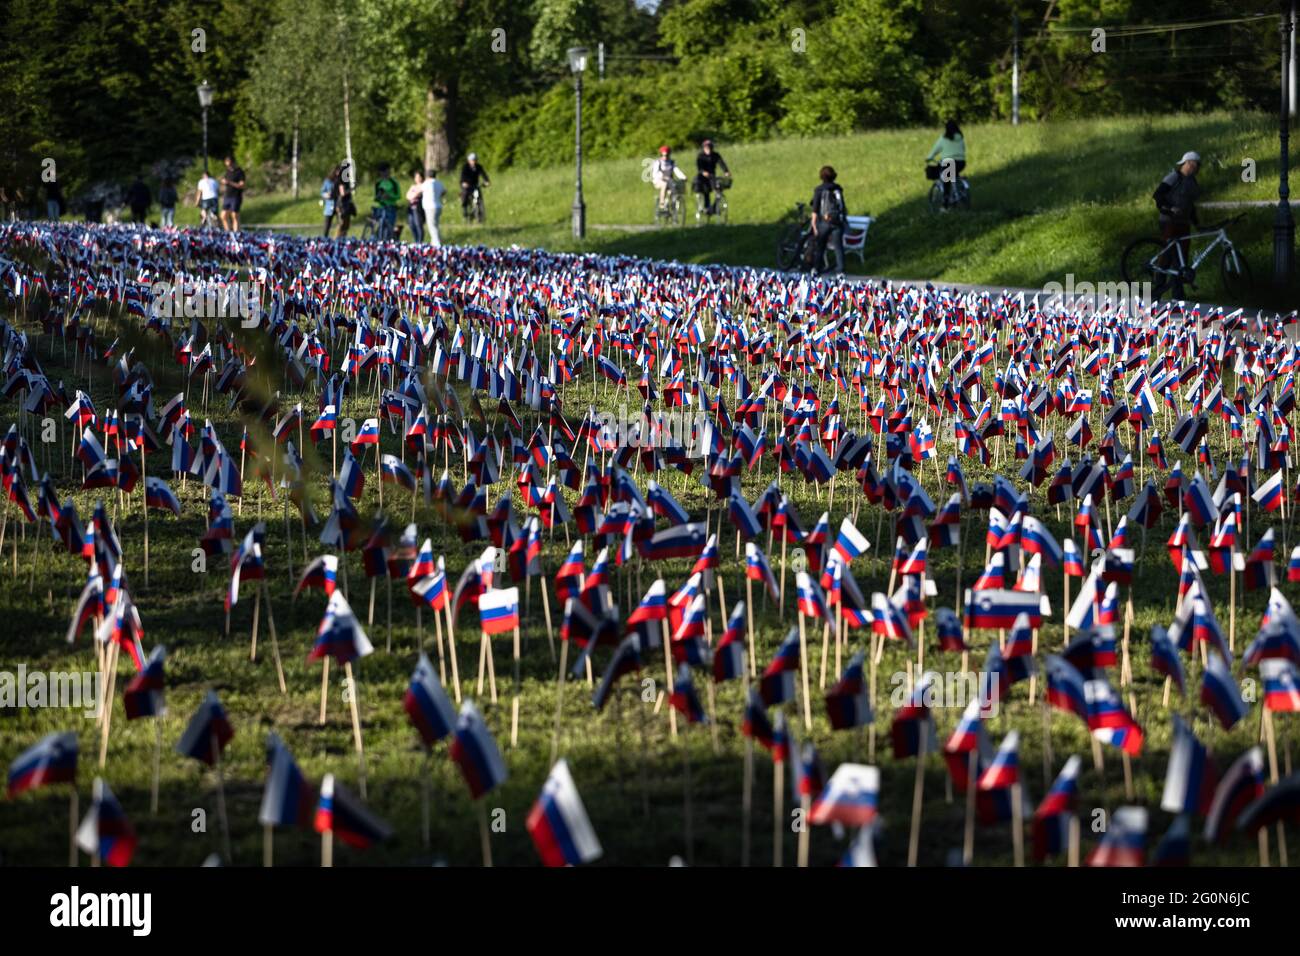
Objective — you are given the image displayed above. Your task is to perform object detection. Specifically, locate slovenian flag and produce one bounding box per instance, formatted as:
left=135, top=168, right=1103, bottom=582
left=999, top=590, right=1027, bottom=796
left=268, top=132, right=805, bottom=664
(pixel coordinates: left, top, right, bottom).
left=450, top=700, right=508, bottom=798
left=809, top=763, right=879, bottom=827
left=259, top=732, right=313, bottom=829
left=175, top=690, right=235, bottom=766
left=404, top=652, right=457, bottom=746
left=478, top=586, right=520, bottom=635
left=6, top=731, right=78, bottom=797
left=76, top=777, right=136, bottom=866
left=315, top=773, right=392, bottom=849
left=526, top=758, right=603, bottom=867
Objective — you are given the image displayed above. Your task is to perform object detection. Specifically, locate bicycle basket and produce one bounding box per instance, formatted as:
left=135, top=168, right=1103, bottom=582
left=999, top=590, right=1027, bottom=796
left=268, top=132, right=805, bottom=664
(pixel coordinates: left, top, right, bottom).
left=924, top=165, right=941, bottom=181
left=714, top=175, right=732, bottom=191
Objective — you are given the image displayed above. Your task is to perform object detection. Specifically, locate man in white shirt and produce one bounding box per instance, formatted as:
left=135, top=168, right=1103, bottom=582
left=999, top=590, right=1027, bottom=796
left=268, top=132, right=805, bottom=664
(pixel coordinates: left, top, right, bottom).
left=195, top=171, right=220, bottom=227
left=422, top=169, right=447, bottom=246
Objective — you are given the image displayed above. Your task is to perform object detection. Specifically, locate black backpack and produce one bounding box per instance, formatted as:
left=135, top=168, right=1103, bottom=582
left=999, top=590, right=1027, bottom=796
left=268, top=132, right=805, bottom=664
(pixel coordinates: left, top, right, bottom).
left=818, top=184, right=845, bottom=225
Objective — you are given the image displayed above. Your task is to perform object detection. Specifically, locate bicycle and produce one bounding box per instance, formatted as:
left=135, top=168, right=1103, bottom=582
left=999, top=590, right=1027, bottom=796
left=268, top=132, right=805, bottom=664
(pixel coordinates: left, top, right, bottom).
left=360, top=207, right=404, bottom=242
left=1120, top=213, right=1252, bottom=301
left=695, top=174, right=730, bottom=225
left=197, top=201, right=220, bottom=231
left=775, top=202, right=834, bottom=273
left=926, top=163, right=970, bottom=213
left=463, top=185, right=486, bottom=224
left=654, top=179, right=686, bottom=228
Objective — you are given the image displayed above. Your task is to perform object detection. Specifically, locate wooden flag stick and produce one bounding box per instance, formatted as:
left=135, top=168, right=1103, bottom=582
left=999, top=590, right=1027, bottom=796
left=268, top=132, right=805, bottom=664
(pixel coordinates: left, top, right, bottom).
left=477, top=798, right=493, bottom=867
left=98, top=640, right=120, bottom=769
left=551, top=633, right=569, bottom=765
left=344, top=661, right=367, bottom=799
left=797, top=612, right=812, bottom=731
left=249, top=586, right=261, bottom=662
left=962, top=749, right=977, bottom=865
left=213, top=729, right=233, bottom=863
left=745, top=579, right=757, bottom=678
left=321, top=826, right=333, bottom=868
left=511, top=624, right=522, bottom=748
left=538, top=574, right=555, bottom=660
left=444, top=598, right=461, bottom=702
left=264, top=823, right=273, bottom=867
left=773, top=754, right=784, bottom=867
left=662, top=618, right=678, bottom=739
left=1068, top=814, right=1080, bottom=867
left=319, top=657, right=330, bottom=724
left=69, top=788, right=78, bottom=867
left=797, top=792, right=812, bottom=867
left=907, top=730, right=927, bottom=867
left=1011, top=782, right=1025, bottom=867
left=818, top=619, right=831, bottom=690
left=151, top=718, right=162, bottom=815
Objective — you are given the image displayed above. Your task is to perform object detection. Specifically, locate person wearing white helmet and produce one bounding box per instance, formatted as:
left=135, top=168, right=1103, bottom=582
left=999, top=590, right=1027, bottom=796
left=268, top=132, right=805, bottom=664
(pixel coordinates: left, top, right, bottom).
left=1151, top=150, right=1202, bottom=299
left=459, top=152, right=490, bottom=221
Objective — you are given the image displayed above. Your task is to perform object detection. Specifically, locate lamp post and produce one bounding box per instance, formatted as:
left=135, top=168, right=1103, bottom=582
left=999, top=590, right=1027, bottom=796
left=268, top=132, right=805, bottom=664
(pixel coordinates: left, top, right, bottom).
left=1276, top=4, right=1295, bottom=289
left=197, top=81, right=214, bottom=175
left=568, top=46, right=588, bottom=239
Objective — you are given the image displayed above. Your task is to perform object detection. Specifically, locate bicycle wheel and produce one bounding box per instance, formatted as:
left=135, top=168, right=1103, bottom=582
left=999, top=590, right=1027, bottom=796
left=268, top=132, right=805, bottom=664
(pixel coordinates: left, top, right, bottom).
left=694, top=192, right=705, bottom=226
left=1120, top=237, right=1164, bottom=286
left=360, top=219, right=374, bottom=241
left=673, top=195, right=685, bottom=227
left=928, top=183, right=944, bottom=214
left=776, top=223, right=805, bottom=270
left=1221, top=247, right=1252, bottom=300
left=718, top=195, right=728, bottom=225
left=957, top=182, right=971, bottom=210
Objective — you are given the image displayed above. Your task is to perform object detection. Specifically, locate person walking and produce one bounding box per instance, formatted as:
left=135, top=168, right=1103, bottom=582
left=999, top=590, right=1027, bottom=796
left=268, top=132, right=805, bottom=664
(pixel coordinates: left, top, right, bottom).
left=1151, top=150, right=1201, bottom=300
left=195, top=169, right=220, bottom=228
left=45, top=180, right=64, bottom=221
left=336, top=169, right=356, bottom=237
left=219, top=155, right=245, bottom=231
left=808, top=165, right=847, bottom=275
left=321, top=164, right=343, bottom=237
left=406, top=169, right=425, bottom=243
left=126, top=176, right=151, bottom=225
left=422, top=168, right=446, bottom=246
left=374, top=163, right=400, bottom=240
left=158, top=177, right=178, bottom=227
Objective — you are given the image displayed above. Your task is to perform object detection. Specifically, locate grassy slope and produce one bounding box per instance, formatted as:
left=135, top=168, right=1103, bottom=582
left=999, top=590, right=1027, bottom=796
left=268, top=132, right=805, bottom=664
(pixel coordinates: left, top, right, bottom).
left=0, top=302, right=1286, bottom=869
left=185, top=112, right=1287, bottom=305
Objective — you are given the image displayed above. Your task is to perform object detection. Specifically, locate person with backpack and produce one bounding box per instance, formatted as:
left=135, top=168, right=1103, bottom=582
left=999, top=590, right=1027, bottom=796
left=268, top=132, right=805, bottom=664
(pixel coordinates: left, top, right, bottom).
left=374, top=163, right=401, bottom=240
left=808, top=165, right=847, bottom=275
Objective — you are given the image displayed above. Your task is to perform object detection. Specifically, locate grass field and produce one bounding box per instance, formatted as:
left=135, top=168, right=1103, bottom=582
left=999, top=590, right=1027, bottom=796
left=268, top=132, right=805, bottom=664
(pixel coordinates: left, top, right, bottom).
left=173, top=112, right=1293, bottom=308
left=0, top=256, right=1293, bottom=869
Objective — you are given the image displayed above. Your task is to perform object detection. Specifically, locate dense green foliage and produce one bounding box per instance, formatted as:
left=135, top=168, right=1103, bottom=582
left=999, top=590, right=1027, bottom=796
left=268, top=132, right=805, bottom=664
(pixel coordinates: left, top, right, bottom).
left=0, top=0, right=1284, bottom=198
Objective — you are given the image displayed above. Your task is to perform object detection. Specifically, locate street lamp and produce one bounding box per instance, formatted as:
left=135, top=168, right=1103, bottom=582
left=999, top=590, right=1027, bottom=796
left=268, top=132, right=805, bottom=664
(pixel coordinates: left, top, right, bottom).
left=568, top=46, right=588, bottom=240
left=1276, top=3, right=1296, bottom=289
left=197, top=81, right=214, bottom=175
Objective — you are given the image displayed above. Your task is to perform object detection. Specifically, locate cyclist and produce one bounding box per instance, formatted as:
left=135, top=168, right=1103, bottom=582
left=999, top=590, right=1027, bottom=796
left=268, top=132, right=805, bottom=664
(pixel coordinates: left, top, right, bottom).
left=459, top=153, right=490, bottom=220
left=694, top=139, right=731, bottom=215
left=809, top=165, right=847, bottom=275
left=373, top=163, right=401, bottom=240
left=925, top=119, right=966, bottom=207
left=651, top=146, right=683, bottom=214
left=1151, top=150, right=1201, bottom=300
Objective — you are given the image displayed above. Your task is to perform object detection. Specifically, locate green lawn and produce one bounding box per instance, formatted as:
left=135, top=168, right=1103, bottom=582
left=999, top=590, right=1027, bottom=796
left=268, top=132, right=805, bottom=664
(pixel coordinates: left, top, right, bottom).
left=0, top=304, right=1290, bottom=867
left=177, top=112, right=1292, bottom=307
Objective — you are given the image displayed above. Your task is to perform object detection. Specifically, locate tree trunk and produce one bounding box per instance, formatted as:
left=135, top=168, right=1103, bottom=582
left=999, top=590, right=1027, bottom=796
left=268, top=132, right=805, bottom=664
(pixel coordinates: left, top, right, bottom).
left=343, top=67, right=355, bottom=187
left=291, top=107, right=300, bottom=200
left=424, top=82, right=454, bottom=174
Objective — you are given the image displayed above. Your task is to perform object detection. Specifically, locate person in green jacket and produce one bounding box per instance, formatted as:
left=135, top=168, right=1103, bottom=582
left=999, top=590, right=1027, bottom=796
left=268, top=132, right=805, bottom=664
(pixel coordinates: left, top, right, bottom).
left=373, top=163, right=401, bottom=240
left=925, top=120, right=967, bottom=206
